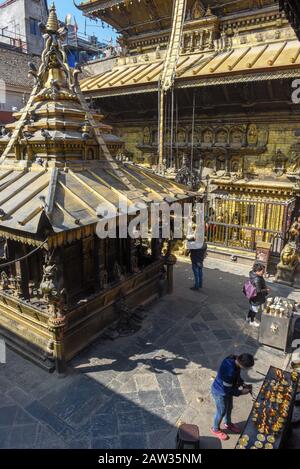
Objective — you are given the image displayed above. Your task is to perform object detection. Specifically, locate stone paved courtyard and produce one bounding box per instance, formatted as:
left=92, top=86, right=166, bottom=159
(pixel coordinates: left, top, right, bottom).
left=0, top=258, right=299, bottom=449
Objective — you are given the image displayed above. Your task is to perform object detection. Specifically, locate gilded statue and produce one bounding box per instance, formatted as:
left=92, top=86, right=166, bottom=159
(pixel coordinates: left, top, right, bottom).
left=276, top=236, right=299, bottom=285
left=191, top=1, right=205, bottom=20
left=113, top=261, right=124, bottom=283
left=216, top=130, right=228, bottom=144
left=272, top=149, right=287, bottom=176
left=231, top=129, right=243, bottom=145
left=247, top=124, right=258, bottom=146
left=177, top=129, right=186, bottom=144
left=203, top=129, right=213, bottom=144
left=0, top=271, right=9, bottom=291
left=100, top=269, right=108, bottom=290
left=277, top=242, right=299, bottom=272
left=289, top=150, right=300, bottom=174
left=289, top=215, right=300, bottom=245
left=143, top=127, right=151, bottom=145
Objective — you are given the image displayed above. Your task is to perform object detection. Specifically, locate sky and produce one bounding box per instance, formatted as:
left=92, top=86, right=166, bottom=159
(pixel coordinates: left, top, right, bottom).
left=48, top=0, right=117, bottom=44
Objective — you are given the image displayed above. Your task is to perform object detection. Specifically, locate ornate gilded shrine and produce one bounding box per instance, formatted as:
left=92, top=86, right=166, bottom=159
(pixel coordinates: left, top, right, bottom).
left=0, top=4, right=195, bottom=372
left=78, top=0, right=300, bottom=260
left=206, top=180, right=295, bottom=256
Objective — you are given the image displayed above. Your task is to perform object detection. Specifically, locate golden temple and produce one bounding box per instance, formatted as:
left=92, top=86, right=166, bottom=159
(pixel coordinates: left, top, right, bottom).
left=0, top=3, right=195, bottom=372
left=77, top=0, right=300, bottom=264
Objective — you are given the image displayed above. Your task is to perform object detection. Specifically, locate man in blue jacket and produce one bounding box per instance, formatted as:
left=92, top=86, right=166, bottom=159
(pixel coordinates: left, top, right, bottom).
left=211, top=353, right=254, bottom=441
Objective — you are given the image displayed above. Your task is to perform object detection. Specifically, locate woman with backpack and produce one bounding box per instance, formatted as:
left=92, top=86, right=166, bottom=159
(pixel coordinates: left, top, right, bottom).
left=244, top=262, right=270, bottom=327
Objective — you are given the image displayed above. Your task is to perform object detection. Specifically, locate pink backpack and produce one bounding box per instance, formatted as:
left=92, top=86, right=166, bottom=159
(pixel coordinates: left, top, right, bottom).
left=243, top=280, right=257, bottom=300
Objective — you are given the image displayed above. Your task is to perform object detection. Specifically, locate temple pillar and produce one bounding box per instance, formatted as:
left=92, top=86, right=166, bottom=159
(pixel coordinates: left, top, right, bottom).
left=151, top=238, right=162, bottom=261
left=82, top=235, right=95, bottom=289
left=165, top=251, right=177, bottom=294
left=14, top=244, right=29, bottom=298
left=48, top=315, right=68, bottom=375
left=224, top=154, right=231, bottom=177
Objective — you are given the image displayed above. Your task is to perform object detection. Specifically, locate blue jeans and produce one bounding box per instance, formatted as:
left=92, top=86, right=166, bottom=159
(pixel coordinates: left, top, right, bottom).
left=192, top=264, right=203, bottom=289
left=212, top=391, right=233, bottom=431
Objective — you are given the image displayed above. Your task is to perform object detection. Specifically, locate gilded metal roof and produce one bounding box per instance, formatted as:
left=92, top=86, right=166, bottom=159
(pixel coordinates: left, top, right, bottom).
left=0, top=160, right=192, bottom=234
left=0, top=3, right=194, bottom=239
left=77, top=0, right=276, bottom=36
left=81, top=39, right=300, bottom=95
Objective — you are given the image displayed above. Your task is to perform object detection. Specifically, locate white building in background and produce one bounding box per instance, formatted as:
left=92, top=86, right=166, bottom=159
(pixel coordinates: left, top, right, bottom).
left=0, top=0, right=48, bottom=55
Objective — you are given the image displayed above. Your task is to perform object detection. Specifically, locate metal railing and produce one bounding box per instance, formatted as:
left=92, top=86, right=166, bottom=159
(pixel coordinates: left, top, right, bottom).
left=0, top=29, right=27, bottom=52
left=205, top=195, right=295, bottom=255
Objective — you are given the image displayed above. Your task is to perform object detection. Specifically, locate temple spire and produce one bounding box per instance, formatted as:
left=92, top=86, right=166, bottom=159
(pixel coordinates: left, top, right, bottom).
left=46, top=2, right=59, bottom=33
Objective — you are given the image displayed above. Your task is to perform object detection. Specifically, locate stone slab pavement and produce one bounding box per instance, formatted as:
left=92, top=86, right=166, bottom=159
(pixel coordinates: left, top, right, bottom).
left=0, top=257, right=299, bottom=449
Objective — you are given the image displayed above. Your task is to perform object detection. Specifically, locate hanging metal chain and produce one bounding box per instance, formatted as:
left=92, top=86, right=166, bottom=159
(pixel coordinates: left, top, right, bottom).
left=0, top=239, right=48, bottom=269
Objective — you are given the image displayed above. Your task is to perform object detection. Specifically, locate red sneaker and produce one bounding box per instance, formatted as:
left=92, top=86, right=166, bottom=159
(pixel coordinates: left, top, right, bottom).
left=210, top=428, right=229, bottom=441
left=224, top=423, right=240, bottom=434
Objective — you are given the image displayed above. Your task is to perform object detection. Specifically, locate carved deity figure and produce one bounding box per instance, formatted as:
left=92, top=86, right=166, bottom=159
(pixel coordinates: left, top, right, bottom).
left=100, top=269, right=109, bottom=290
left=175, top=156, right=190, bottom=186
left=289, top=150, right=300, bottom=174
left=191, top=0, right=205, bottom=20
left=278, top=242, right=299, bottom=271
left=247, top=124, right=258, bottom=146
left=0, top=271, right=9, bottom=291
left=230, top=211, right=241, bottom=241
left=231, top=160, right=240, bottom=173
left=117, top=36, right=129, bottom=57
left=39, top=260, right=66, bottom=317
left=204, top=158, right=214, bottom=169
left=203, top=129, right=213, bottom=144
left=40, top=263, right=57, bottom=299
left=289, top=216, right=300, bottom=246
left=276, top=236, right=300, bottom=285
left=272, top=149, right=287, bottom=176
left=231, top=129, right=243, bottom=145
left=177, top=129, right=186, bottom=144
left=113, top=261, right=124, bottom=283
left=216, top=130, right=228, bottom=144
left=143, top=127, right=151, bottom=145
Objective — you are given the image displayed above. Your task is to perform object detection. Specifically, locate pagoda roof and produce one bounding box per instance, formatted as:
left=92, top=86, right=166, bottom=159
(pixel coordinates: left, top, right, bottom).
left=0, top=3, right=194, bottom=240
left=0, top=160, right=191, bottom=236
left=77, top=0, right=276, bottom=37
left=81, top=38, right=300, bottom=97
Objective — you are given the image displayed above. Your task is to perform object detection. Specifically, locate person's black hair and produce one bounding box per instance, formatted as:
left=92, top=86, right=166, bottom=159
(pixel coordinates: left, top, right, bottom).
left=237, top=353, right=255, bottom=368
left=252, top=262, right=265, bottom=273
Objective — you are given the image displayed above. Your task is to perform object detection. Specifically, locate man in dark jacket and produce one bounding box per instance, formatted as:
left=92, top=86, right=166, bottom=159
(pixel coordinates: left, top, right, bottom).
left=211, top=353, right=254, bottom=441
left=189, top=242, right=207, bottom=291
left=247, top=262, right=269, bottom=327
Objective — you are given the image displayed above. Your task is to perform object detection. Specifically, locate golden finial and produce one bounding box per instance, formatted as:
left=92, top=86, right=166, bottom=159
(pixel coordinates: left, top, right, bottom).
left=206, top=6, right=213, bottom=16
left=46, top=2, right=59, bottom=33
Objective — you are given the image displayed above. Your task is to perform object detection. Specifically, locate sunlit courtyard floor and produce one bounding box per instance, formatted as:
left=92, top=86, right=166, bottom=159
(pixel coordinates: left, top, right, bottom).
left=0, top=258, right=298, bottom=449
